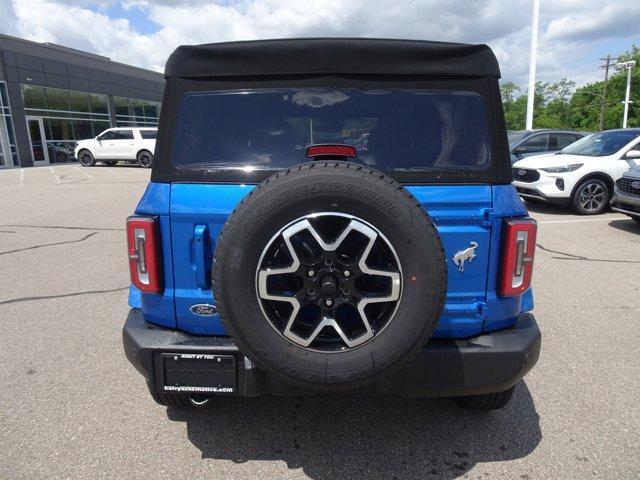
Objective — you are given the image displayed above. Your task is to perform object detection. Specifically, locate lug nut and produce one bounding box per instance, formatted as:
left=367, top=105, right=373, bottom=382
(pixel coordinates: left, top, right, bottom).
left=307, top=269, right=315, bottom=277
left=324, top=298, right=333, bottom=307
left=343, top=270, right=351, bottom=277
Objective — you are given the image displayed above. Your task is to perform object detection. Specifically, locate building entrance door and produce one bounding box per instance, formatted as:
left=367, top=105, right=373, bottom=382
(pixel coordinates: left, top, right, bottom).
left=0, top=120, right=9, bottom=168
left=26, top=116, right=50, bottom=165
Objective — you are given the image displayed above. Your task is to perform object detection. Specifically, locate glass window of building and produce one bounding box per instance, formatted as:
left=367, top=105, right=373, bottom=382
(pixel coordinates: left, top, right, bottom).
left=114, top=96, right=161, bottom=127
left=0, top=82, right=19, bottom=168
left=21, top=85, right=111, bottom=163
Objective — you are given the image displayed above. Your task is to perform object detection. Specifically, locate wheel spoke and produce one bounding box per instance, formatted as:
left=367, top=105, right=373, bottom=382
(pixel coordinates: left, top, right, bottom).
left=256, top=213, right=402, bottom=351
left=303, top=217, right=357, bottom=252
left=257, top=220, right=309, bottom=337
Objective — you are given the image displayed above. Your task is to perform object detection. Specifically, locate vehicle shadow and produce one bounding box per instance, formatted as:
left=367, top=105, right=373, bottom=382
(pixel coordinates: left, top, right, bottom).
left=167, top=381, right=541, bottom=479
left=92, top=164, right=148, bottom=169
left=522, top=201, right=570, bottom=216
left=523, top=201, right=617, bottom=217
left=608, top=218, right=640, bottom=234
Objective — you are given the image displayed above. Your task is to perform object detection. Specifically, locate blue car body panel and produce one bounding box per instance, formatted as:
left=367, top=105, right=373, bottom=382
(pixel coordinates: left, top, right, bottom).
left=131, top=181, right=534, bottom=338
left=169, top=184, right=255, bottom=334
left=131, top=182, right=176, bottom=328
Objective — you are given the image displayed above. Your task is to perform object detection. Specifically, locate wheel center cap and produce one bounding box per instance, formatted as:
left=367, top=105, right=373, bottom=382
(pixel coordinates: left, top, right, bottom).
left=319, top=275, right=338, bottom=297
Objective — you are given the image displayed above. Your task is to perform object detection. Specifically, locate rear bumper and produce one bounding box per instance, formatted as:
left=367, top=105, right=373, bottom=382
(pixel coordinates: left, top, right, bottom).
left=123, top=308, right=541, bottom=398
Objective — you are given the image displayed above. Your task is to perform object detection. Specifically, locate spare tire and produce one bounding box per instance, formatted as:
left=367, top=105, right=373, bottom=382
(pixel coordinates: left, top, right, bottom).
left=213, top=162, right=446, bottom=392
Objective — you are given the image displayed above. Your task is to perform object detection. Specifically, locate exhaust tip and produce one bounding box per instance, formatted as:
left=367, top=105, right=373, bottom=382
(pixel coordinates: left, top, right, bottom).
left=189, top=394, right=210, bottom=407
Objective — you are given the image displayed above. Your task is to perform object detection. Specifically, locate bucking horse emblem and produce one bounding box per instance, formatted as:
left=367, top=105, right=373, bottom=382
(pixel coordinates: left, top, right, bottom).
left=452, top=242, right=478, bottom=272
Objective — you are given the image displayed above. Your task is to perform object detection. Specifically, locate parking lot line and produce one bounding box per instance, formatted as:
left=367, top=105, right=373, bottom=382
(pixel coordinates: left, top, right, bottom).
left=537, top=217, right=626, bottom=225
left=103, top=168, right=119, bottom=176
left=19, top=169, right=24, bottom=187
left=74, top=165, right=93, bottom=179
left=49, top=166, right=62, bottom=183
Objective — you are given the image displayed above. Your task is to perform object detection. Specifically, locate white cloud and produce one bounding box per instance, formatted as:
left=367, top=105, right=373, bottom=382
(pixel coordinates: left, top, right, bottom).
left=546, top=2, right=640, bottom=42
left=1, top=0, right=638, bottom=90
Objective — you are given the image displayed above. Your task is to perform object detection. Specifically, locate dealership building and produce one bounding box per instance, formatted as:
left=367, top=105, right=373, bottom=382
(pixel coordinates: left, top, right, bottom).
left=0, top=34, right=164, bottom=169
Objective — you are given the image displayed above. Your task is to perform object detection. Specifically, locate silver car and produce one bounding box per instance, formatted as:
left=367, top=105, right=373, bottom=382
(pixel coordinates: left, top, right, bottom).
left=611, top=166, right=640, bottom=224
left=509, top=129, right=587, bottom=164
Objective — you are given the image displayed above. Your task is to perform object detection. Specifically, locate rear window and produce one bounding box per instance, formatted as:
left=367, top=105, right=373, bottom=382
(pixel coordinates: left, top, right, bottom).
left=172, top=89, right=492, bottom=172
left=140, top=130, right=157, bottom=139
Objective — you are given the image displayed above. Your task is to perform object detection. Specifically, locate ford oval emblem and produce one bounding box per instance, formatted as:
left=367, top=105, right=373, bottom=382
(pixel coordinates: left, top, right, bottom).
left=632, top=181, right=640, bottom=189
left=190, top=304, right=217, bottom=316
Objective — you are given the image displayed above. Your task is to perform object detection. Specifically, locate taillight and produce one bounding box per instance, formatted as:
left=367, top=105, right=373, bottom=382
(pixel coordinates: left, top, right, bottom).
left=499, top=218, right=537, bottom=297
left=305, top=144, right=357, bottom=158
left=126, top=216, right=162, bottom=293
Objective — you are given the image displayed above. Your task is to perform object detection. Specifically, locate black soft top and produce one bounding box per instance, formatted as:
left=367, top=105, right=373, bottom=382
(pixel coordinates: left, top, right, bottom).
left=165, top=38, right=501, bottom=79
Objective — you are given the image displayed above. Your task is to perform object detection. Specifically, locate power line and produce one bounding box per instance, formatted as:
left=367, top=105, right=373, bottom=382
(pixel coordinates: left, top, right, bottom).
left=599, top=55, right=618, bottom=131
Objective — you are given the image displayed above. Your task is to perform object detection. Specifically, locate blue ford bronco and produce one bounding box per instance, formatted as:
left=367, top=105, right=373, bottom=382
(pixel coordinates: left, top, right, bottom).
left=123, top=38, right=541, bottom=410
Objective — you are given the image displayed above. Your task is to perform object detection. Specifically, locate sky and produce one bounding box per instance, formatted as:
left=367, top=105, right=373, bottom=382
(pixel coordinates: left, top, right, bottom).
left=1, top=0, right=639, bottom=91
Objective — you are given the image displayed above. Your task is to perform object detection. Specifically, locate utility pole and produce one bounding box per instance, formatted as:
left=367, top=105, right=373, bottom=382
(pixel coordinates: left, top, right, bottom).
left=525, top=0, right=540, bottom=130
left=599, top=55, right=616, bottom=131
left=617, top=60, right=636, bottom=128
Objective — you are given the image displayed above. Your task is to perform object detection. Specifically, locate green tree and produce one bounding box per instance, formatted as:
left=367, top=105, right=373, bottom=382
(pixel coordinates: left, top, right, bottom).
left=535, top=79, right=576, bottom=128
left=500, top=81, right=520, bottom=106
left=500, top=82, right=525, bottom=130
left=500, top=44, right=640, bottom=131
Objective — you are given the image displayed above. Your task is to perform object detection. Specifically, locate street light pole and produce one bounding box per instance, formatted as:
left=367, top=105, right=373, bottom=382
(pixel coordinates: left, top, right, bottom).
left=525, top=0, right=540, bottom=130
left=617, top=60, right=636, bottom=128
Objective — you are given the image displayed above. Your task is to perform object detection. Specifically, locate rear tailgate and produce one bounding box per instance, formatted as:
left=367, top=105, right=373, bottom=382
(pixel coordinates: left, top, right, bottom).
left=169, top=183, right=493, bottom=338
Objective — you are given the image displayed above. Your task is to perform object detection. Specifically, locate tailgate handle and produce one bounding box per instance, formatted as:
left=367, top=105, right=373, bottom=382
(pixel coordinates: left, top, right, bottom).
left=194, top=224, right=209, bottom=289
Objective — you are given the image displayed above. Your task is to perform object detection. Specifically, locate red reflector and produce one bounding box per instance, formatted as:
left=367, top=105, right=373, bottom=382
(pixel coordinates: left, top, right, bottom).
left=498, top=218, right=537, bottom=297
left=305, top=144, right=357, bottom=158
left=126, top=216, right=162, bottom=294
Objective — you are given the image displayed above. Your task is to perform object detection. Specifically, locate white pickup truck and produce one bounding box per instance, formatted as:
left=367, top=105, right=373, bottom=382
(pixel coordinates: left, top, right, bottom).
left=75, top=127, right=157, bottom=168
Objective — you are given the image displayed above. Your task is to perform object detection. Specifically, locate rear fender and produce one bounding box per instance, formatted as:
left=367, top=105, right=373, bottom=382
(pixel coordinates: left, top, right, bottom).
left=130, top=182, right=176, bottom=328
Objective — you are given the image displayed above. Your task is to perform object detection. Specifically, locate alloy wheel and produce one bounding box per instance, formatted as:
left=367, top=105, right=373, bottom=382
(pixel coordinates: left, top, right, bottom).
left=79, top=151, right=93, bottom=166
left=578, top=182, right=606, bottom=213
left=256, top=212, right=402, bottom=352
left=138, top=152, right=152, bottom=167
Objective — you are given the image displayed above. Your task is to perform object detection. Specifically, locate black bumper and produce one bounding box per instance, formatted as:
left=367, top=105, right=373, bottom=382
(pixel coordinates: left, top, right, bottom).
left=515, top=186, right=568, bottom=205
left=123, top=309, right=541, bottom=398
left=611, top=189, right=640, bottom=218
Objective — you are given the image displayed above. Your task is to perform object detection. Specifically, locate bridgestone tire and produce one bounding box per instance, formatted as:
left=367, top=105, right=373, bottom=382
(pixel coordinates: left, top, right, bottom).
left=213, top=162, right=447, bottom=392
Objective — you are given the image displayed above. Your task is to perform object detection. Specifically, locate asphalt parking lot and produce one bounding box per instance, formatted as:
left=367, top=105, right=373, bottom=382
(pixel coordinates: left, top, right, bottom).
left=1, top=164, right=639, bottom=480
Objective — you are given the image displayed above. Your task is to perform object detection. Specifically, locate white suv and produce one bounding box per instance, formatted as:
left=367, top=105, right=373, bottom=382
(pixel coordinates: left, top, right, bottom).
left=513, top=129, right=640, bottom=215
left=75, top=127, right=157, bottom=168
